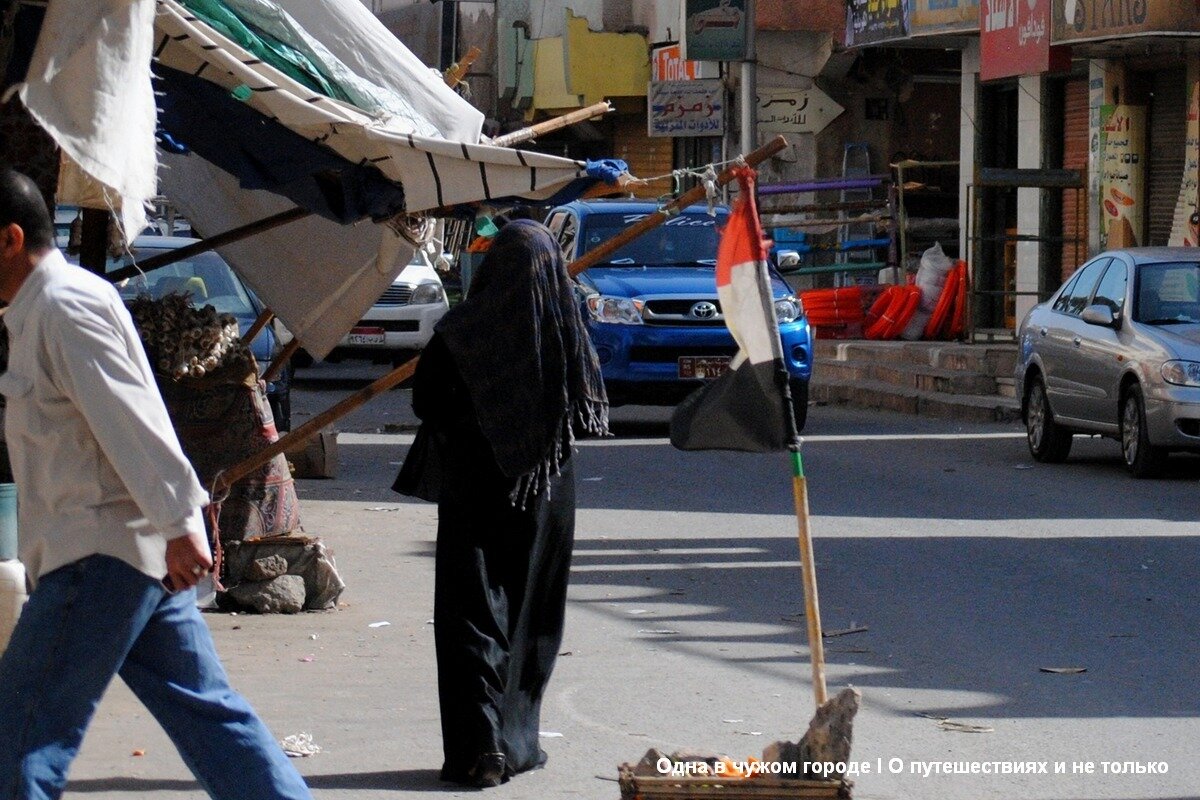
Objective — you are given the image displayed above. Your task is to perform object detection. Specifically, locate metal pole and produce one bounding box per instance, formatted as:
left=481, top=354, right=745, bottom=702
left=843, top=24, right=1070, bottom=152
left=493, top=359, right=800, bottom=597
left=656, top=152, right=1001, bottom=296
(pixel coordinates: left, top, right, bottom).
left=739, top=0, right=757, bottom=160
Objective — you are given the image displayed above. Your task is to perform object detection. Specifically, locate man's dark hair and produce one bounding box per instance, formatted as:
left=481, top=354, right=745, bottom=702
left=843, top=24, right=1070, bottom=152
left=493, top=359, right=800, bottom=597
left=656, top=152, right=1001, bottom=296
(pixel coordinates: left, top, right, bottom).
left=0, top=167, right=54, bottom=251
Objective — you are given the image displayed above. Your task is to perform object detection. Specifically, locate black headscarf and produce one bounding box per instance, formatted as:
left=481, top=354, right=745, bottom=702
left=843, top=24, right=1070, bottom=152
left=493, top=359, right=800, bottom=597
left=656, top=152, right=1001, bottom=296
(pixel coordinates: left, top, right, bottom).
left=436, top=219, right=608, bottom=506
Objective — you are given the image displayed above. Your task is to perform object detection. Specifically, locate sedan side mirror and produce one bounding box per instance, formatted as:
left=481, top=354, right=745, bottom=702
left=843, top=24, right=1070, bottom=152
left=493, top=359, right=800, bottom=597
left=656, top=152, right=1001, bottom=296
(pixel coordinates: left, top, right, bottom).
left=1081, top=303, right=1118, bottom=328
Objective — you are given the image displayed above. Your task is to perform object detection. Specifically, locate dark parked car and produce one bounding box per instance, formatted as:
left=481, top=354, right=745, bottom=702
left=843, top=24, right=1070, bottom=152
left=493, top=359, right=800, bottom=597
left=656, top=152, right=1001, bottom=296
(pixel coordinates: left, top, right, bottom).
left=109, top=237, right=293, bottom=431
left=1015, top=248, right=1200, bottom=476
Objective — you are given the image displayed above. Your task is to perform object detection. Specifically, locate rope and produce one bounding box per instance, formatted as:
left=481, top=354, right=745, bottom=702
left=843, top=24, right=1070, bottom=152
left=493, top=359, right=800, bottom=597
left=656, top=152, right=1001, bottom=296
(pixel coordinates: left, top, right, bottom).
left=387, top=213, right=434, bottom=247
left=206, top=471, right=233, bottom=591
left=632, top=155, right=746, bottom=189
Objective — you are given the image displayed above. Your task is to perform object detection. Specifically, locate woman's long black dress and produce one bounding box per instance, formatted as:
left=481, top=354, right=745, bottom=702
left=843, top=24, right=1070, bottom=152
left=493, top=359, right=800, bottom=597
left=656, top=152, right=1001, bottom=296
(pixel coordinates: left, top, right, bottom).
left=397, top=334, right=576, bottom=779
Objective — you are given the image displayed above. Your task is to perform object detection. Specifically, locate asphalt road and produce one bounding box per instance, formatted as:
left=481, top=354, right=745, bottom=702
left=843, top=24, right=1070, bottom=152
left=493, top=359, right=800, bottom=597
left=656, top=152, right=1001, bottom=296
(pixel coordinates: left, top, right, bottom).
left=63, top=361, right=1200, bottom=799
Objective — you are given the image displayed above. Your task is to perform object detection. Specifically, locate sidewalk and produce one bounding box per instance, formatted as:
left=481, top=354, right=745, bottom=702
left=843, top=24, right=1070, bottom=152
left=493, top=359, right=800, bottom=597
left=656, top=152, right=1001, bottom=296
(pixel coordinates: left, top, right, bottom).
left=67, top=371, right=667, bottom=799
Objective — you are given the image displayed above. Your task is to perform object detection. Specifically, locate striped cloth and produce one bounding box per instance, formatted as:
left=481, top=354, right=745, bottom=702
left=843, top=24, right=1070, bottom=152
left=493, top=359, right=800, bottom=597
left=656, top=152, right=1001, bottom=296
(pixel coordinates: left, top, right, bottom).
left=153, top=0, right=589, bottom=214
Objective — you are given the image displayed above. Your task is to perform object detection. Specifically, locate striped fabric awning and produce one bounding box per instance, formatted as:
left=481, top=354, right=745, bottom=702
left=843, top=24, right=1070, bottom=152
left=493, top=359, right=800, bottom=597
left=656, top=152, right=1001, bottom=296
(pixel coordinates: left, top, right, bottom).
left=153, top=0, right=588, bottom=215
left=15, top=0, right=602, bottom=357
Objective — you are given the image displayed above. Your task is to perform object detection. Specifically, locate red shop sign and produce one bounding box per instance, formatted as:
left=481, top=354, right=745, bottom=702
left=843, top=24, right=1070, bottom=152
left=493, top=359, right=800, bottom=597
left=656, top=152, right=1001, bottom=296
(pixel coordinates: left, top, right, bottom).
left=981, top=0, right=1070, bottom=82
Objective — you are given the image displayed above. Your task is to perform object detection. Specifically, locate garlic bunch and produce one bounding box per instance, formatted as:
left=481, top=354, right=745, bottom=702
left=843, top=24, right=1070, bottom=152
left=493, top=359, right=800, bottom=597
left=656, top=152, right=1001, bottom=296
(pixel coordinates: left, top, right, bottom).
left=127, top=293, right=255, bottom=380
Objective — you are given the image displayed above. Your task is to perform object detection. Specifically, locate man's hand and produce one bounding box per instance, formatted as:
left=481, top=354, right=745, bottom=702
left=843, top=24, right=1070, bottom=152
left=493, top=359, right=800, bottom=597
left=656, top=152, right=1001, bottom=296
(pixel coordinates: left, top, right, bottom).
left=164, top=530, right=214, bottom=592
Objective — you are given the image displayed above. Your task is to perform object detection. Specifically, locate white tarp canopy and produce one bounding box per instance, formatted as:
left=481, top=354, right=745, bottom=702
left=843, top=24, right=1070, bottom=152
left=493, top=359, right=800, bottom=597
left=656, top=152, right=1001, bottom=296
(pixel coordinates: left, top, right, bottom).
left=15, top=0, right=592, bottom=358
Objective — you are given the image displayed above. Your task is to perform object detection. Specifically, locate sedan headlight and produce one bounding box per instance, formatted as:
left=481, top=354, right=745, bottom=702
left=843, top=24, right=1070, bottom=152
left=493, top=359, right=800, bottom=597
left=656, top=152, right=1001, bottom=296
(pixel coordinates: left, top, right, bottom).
left=410, top=282, right=445, bottom=305
left=586, top=294, right=644, bottom=324
left=1161, top=360, right=1200, bottom=387
left=774, top=296, right=801, bottom=324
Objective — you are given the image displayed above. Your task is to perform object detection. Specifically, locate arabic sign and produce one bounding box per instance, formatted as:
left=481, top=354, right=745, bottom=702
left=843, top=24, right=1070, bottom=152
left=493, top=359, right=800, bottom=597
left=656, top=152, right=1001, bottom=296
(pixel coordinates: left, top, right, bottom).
left=683, top=0, right=750, bottom=61
left=650, top=44, right=717, bottom=82
left=981, top=0, right=1069, bottom=81
left=1168, top=80, right=1200, bottom=247
left=756, top=87, right=845, bottom=135
left=910, top=0, right=979, bottom=35
left=1099, top=104, right=1146, bottom=249
left=648, top=80, right=725, bottom=138
left=846, top=0, right=909, bottom=46
left=1053, top=0, right=1200, bottom=41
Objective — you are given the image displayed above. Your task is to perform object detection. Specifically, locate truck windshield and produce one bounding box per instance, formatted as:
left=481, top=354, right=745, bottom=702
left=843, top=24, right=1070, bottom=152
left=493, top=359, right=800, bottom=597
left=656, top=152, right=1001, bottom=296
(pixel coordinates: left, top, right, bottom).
left=580, top=212, right=726, bottom=266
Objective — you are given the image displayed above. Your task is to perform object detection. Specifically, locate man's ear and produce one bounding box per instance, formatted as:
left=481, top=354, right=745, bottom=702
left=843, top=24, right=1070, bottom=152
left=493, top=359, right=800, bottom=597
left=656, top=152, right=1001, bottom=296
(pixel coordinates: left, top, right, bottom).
left=0, top=223, right=26, bottom=256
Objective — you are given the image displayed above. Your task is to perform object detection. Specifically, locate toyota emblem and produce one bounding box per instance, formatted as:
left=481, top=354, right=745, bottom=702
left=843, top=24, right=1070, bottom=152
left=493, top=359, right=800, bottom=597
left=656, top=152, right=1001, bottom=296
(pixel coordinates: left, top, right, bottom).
left=690, top=301, right=718, bottom=319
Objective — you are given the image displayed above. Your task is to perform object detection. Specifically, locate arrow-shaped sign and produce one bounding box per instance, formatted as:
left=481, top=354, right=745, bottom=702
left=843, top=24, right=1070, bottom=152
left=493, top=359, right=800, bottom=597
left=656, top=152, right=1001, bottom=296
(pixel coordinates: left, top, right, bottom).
left=756, top=86, right=844, bottom=135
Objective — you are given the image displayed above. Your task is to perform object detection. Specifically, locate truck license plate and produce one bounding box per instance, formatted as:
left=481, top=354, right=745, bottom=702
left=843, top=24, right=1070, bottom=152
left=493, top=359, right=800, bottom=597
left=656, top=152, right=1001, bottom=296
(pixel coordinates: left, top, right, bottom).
left=678, top=356, right=731, bottom=380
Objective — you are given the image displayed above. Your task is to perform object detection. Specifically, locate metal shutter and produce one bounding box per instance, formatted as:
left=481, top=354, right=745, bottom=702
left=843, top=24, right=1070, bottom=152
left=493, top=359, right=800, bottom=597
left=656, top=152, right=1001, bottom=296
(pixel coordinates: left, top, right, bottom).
left=1147, top=69, right=1187, bottom=247
left=1061, top=77, right=1089, bottom=281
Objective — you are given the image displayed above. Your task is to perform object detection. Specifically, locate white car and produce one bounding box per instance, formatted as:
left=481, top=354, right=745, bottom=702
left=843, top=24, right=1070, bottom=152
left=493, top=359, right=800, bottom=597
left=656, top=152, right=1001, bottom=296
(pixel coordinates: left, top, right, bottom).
left=322, top=252, right=450, bottom=368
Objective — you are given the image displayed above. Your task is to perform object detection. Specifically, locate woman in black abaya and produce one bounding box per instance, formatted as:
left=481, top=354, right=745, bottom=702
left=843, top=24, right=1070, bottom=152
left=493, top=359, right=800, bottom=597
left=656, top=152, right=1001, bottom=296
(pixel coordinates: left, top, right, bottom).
left=393, top=220, right=608, bottom=788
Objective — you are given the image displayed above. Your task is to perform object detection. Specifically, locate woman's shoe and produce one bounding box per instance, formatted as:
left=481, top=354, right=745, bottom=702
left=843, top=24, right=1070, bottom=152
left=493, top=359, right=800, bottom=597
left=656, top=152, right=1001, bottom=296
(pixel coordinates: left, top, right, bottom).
left=467, top=752, right=507, bottom=788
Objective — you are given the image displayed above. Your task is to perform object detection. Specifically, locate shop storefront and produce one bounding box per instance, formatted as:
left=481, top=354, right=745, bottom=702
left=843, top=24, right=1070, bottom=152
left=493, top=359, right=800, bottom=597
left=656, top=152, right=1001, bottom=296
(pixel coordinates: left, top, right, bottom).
left=1050, top=1, right=1200, bottom=252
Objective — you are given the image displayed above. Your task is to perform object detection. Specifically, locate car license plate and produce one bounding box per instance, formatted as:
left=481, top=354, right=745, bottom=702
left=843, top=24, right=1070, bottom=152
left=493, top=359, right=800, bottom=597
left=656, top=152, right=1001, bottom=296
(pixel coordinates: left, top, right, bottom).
left=678, top=356, right=731, bottom=380
left=347, top=327, right=385, bottom=345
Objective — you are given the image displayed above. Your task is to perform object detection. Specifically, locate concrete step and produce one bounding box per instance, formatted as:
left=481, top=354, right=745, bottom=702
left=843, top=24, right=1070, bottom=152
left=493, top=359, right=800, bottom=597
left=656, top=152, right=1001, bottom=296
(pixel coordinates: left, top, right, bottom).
left=814, top=340, right=1018, bottom=378
left=994, top=376, right=1017, bottom=399
left=811, top=377, right=1021, bottom=424
left=816, top=358, right=999, bottom=396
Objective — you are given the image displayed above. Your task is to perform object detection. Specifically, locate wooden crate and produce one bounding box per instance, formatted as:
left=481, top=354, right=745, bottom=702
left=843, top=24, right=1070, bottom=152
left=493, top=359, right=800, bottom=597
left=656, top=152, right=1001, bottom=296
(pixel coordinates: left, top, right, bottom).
left=618, top=765, right=851, bottom=800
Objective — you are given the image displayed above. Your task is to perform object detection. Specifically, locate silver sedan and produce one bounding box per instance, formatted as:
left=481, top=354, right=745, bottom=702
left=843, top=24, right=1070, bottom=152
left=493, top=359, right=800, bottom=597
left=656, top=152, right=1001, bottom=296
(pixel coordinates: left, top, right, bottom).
left=1015, top=248, right=1200, bottom=477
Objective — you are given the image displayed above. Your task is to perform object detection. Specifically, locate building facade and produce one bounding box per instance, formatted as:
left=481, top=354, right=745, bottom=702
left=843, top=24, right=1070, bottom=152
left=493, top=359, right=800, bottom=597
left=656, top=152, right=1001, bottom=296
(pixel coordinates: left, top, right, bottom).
left=371, top=0, right=1200, bottom=335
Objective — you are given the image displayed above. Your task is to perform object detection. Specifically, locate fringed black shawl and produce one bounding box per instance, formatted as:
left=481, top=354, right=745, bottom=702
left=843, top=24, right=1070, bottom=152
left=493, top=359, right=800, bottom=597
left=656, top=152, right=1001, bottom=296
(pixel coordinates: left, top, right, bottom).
left=435, top=220, right=608, bottom=507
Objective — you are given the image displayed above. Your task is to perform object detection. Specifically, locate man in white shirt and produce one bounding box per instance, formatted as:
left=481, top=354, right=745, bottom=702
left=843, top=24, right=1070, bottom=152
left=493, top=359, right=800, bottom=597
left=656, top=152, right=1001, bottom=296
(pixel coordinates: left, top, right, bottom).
left=0, top=168, right=311, bottom=800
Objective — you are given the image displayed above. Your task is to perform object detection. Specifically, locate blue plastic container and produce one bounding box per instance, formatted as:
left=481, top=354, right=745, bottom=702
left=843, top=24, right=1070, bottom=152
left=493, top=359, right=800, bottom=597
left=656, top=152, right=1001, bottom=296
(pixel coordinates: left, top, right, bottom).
left=0, top=483, right=18, bottom=561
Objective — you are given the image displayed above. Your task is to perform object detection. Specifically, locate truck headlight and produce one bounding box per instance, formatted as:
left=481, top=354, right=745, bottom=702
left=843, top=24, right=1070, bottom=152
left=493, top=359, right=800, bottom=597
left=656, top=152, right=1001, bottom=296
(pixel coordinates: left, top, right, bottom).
left=774, top=296, right=801, bottom=324
left=410, top=282, right=445, bottom=305
left=586, top=295, right=644, bottom=324
left=1161, top=360, right=1200, bottom=387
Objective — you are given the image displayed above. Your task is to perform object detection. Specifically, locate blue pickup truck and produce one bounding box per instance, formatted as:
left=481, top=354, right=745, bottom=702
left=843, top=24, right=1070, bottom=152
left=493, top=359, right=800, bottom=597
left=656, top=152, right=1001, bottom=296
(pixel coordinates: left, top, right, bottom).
left=545, top=199, right=812, bottom=429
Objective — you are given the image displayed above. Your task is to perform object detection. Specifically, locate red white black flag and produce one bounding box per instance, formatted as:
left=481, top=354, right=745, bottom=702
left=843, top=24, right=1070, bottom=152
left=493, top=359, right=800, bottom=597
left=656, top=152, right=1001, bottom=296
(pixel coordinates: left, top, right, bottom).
left=670, top=166, right=791, bottom=452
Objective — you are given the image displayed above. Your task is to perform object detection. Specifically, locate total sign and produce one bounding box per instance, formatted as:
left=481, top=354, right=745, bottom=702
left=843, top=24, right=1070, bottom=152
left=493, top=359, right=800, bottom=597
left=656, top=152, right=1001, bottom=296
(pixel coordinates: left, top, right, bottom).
left=757, top=87, right=844, bottom=135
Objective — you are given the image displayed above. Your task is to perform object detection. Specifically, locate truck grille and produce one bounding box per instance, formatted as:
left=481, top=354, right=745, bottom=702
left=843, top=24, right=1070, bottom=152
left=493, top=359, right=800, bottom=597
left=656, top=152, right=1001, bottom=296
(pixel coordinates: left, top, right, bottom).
left=642, top=298, right=726, bottom=326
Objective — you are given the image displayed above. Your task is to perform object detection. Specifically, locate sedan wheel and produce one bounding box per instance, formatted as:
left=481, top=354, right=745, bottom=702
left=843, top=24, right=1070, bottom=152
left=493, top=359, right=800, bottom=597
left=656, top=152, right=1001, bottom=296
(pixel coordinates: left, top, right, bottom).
left=1026, top=377, right=1072, bottom=463
left=1121, top=385, right=1165, bottom=478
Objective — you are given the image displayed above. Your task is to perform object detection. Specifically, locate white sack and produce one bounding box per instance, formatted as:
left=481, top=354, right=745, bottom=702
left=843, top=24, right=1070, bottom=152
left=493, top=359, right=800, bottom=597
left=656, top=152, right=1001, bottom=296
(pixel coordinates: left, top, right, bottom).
left=14, top=0, right=157, bottom=238
left=915, top=242, right=954, bottom=313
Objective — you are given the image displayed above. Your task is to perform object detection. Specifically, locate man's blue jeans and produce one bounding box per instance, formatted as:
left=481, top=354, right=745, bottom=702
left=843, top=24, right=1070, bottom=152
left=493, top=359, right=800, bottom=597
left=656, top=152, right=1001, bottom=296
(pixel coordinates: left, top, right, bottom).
left=0, top=554, right=312, bottom=800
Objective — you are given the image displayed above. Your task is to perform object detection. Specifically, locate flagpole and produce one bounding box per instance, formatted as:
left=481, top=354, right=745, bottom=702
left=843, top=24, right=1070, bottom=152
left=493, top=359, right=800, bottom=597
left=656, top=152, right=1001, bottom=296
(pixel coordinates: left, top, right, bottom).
left=789, top=438, right=828, bottom=708
left=776, top=356, right=826, bottom=709
left=777, top=352, right=825, bottom=705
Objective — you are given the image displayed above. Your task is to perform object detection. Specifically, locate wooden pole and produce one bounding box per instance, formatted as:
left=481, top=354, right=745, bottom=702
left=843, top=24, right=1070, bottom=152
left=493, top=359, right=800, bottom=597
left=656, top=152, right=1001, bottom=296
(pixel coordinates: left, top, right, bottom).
left=214, top=354, right=418, bottom=493
left=262, top=339, right=300, bottom=383
left=243, top=309, right=275, bottom=345
left=444, top=46, right=481, bottom=88
left=790, top=446, right=828, bottom=708
left=568, top=135, right=790, bottom=278
left=490, top=101, right=615, bottom=148
left=107, top=207, right=311, bottom=282
left=212, top=136, right=790, bottom=495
